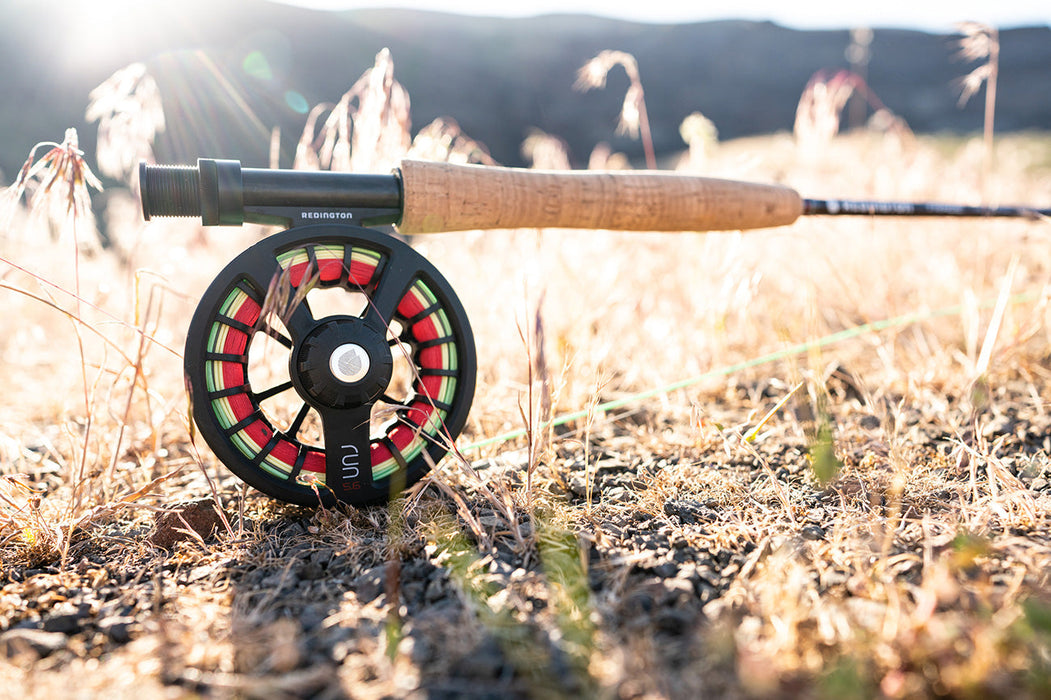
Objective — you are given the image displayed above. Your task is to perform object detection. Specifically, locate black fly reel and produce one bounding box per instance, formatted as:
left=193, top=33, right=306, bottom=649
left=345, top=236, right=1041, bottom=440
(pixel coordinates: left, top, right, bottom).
left=185, top=223, right=476, bottom=507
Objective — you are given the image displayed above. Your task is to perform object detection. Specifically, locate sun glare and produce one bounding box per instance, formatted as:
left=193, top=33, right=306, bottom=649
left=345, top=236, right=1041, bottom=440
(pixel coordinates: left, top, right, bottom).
left=63, top=0, right=157, bottom=69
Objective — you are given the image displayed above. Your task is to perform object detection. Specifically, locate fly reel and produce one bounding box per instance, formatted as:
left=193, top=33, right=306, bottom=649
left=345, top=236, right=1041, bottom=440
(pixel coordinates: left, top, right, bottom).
left=184, top=223, right=475, bottom=507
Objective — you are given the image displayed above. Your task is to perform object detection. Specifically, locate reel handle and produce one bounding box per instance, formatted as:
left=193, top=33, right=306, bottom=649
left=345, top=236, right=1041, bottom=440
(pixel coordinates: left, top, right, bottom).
left=397, top=159, right=804, bottom=234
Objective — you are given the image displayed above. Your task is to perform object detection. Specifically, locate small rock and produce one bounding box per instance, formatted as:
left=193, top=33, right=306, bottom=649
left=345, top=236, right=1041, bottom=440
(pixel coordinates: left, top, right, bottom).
left=424, top=578, right=447, bottom=604
left=41, top=613, right=81, bottom=635
left=568, top=475, right=593, bottom=499
left=298, top=607, right=326, bottom=633
left=859, top=414, right=881, bottom=430
left=298, top=562, right=324, bottom=581
left=1031, top=477, right=1048, bottom=491
left=663, top=499, right=716, bottom=525
left=0, top=629, right=68, bottom=657
left=671, top=548, right=695, bottom=564
left=801, top=525, right=826, bottom=541
left=351, top=565, right=386, bottom=603
left=660, top=577, right=695, bottom=603
left=149, top=499, right=228, bottom=549
left=982, top=415, right=1015, bottom=439
left=454, top=640, right=505, bottom=679
left=652, top=562, right=679, bottom=578
left=401, top=581, right=425, bottom=606
left=98, top=616, right=136, bottom=644
left=654, top=608, right=694, bottom=635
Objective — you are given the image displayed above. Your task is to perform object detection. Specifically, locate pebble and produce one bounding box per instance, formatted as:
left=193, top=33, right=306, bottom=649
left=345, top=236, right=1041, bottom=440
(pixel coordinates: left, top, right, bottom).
left=982, top=415, right=1016, bottom=439
left=352, top=565, right=386, bottom=603
left=663, top=499, right=716, bottom=525
left=98, top=616, right=136, bottom=644
left=453, top=640, right=505, bottom=679
left=298, top=561, right=325, bottom=581
left=654, top=608, right=694, bottom=635
left=0, top=629, right=68, bottom=657
left=859, top=414, right=881, bottom=430
left=41, top=613, right=81, bottom=634
left=652, top=562, right=679, bottom=578
left=149, top=498, right=228, bottom=550
left=801, top=525, right=826, bottom=541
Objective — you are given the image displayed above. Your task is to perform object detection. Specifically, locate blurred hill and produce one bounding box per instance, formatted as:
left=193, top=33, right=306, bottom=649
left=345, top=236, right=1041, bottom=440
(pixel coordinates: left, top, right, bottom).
left=1, top=0, right=1049, bottom=178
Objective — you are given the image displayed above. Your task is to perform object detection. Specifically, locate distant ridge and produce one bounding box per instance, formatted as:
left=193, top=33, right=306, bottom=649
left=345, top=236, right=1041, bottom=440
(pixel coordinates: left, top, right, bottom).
left=1, top=0, right=1048, bottom=178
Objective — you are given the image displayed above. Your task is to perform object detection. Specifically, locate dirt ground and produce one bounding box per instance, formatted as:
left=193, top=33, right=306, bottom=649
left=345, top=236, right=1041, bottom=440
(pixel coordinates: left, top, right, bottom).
left=2, top=373, right=1050, bottom=698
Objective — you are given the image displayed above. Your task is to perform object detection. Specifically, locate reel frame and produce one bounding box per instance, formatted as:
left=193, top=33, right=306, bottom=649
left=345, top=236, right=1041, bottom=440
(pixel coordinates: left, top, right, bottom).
left=184, top=223, right=476, bottom=507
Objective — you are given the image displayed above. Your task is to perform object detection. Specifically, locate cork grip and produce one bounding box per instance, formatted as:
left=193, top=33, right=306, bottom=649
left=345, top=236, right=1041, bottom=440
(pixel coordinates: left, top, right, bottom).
left=397, top=160, right=803, bottom=234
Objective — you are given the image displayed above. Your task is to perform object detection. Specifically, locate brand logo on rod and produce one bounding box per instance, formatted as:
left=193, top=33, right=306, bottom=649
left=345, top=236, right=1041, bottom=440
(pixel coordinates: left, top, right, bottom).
left=300, top=211, right=355, bottom=219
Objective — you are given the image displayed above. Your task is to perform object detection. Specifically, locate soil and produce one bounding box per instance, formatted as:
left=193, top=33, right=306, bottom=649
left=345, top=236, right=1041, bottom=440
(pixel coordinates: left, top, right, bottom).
left=2, top=378, right=1050, bottom=699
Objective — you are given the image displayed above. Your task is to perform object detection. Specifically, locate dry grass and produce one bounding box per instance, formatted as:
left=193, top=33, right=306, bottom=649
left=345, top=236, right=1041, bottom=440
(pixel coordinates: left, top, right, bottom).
left=1, top=49, right=1051, bottom=699
left=956, top=22, right=1000, bottom=200
left=576, top=50, right=657, bottom=169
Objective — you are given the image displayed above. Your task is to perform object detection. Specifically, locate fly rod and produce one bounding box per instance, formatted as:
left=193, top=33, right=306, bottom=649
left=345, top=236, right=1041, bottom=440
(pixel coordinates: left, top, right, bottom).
left=139, top=158, right=1049, bottom=232
left=137, top=158, right=1047, bottom=509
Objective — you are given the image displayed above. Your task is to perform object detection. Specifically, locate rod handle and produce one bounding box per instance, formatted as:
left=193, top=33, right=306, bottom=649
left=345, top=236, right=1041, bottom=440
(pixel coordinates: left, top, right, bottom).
left=397, top=160, right=803, bottom=234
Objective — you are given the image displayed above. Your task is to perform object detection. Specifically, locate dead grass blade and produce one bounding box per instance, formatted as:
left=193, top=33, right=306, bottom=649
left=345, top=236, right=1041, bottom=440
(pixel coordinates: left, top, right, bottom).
left=575, top=50, right=656, bottom=168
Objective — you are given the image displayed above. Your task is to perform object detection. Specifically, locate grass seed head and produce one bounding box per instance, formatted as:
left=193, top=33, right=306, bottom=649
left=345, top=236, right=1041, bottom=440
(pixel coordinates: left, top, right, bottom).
left=521, top=130, right=571, bottom=170
left=297, top=48, right=412, bottom=174
left=408, top=118, right=497, bottom=164
left=86, top=63, right=166, bottom=182
left=1, top=128, right=103, bottom=244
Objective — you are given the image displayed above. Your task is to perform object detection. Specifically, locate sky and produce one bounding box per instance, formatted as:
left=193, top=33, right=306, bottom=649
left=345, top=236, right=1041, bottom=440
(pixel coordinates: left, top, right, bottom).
left=277, top=0, right=1050, bottom=32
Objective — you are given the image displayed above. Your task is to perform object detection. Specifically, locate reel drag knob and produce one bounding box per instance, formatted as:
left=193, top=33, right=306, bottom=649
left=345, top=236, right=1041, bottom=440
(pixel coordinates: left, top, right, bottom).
left=293, top=318, right=393, bottom=408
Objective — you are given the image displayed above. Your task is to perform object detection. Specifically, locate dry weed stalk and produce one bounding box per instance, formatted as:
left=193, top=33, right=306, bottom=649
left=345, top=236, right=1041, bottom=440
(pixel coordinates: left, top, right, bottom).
left=407, top=118, right=497, bottom=164
left=293, top=103, right=335, bottom=170
left=0, top=131, right=199, bottom=565
left=1, top=129, right=102, bottom=245
left=86, top=63, right=166, bottom=183
left=845, top=27, right=874, bottom=129
left=2, top=132, right=103, bottom=535
left=295, top=50, right=496, bottom=175
left=294, top=48, right=411, bottom=174
left=955, top=22, right=1000, bottom=199
left=575, top=50, right=657, bottom=169
left=585, top=143, right=629, bottom=170
left=794, top=71, right=857, bottom=149
left=794, top=70, right=911, bottom=153
left=515, top=296, right=554, bottom=510
left=678, top=111, right=718, bottom=172
left=521, top=130, right=571, bottom=170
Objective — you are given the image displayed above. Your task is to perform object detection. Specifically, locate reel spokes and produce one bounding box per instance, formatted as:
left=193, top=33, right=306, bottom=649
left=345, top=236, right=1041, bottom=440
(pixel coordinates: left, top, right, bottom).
left=185, top=224, right=476, bottom=506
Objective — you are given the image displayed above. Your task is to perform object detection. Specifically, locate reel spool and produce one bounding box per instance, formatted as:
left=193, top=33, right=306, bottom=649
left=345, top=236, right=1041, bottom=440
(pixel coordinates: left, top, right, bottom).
left=185, top=223, right=476, bottom=507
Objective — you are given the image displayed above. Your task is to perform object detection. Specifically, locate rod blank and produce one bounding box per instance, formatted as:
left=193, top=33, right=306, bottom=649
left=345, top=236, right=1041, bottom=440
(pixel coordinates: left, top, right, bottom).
left=803, top=198, right=1050, bottom=219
